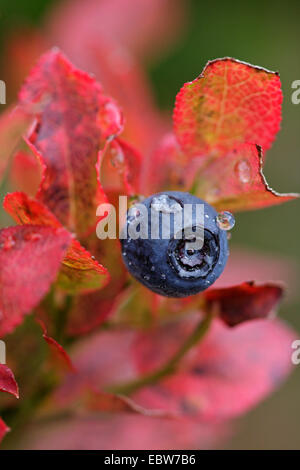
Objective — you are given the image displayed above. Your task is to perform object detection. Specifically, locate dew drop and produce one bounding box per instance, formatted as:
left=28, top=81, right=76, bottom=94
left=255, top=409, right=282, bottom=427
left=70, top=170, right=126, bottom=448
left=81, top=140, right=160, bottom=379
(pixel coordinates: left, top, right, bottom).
left=216, top=211, right=235, bottom=231
left=30, top=233, right=41, bottom=241
left=1, top=235, right=16, bottom=250
left=144, top=275, right=150, bottom=281
left=151, top=194, right=182, bottom=214
left=24, top=231, right=42, bottom=242
left=161, top=273, right=166, bottom=280
left=110, top=146, right=125, bottom=170
left=103, top=101, right=123, bottom=138
left=235, top=159, right=251, bottom=184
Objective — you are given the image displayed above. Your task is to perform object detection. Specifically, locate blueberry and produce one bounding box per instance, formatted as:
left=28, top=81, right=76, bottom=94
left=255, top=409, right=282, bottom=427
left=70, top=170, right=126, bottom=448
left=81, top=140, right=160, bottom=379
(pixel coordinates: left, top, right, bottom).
left=121, top=191, right=228, bottom=298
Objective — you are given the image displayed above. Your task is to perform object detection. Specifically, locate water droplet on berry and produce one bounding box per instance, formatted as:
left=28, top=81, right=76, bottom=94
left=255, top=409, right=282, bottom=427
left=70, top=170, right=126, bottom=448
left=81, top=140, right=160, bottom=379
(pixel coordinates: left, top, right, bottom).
left=161, top=273, right=166, bottom=280
left=235, top=159, right=251, bottom=184
left=151, top=194, right=182, bottom=214
left=216, top=211, right=235, bottom=231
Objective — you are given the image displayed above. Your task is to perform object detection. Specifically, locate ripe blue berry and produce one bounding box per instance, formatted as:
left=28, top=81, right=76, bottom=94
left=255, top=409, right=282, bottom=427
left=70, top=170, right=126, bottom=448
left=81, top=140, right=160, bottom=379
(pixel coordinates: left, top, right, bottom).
left=121, top=191, right=229, bottom=298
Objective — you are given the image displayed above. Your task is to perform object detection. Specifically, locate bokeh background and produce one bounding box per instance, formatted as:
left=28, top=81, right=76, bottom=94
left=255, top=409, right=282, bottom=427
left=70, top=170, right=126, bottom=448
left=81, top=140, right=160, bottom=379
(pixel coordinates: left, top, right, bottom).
left=0, top=0, right=299, bottom=449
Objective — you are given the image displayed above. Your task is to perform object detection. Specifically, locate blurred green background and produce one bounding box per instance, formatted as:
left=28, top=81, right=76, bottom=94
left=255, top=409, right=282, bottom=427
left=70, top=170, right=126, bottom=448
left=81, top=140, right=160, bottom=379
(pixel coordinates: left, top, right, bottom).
left=0, top=0, right=299, bottom=449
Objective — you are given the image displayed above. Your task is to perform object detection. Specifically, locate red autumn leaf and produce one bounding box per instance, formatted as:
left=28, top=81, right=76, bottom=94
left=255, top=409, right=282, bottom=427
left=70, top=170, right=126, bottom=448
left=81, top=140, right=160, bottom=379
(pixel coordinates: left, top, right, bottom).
left=99, top=137, right=142, bottom=195
left=23, top=189, right=125, bottom=336
left=4, top=192, right=109, bottom=293
left=4, top=194, right=122, bottom=333
left=0, top=106, right=32, bottom=183
left=0, top=225, right=71, bottom=337
left=203, top=281, right=283, bottom=327
left=193, top=143, right=299, bottom=211
left=0, top=364, right=19, bottom=398
left=163, top=59, right=298, bottom=212
left=174, top=58, right=282, bottom=157
left=43, top=335, right=75, bottom=373
left=57, top=241, right=109, bottom=294
left=37, top=319, right=75, bottom=373
left=0, top=417, right=10, bottom=444
left=10, top=148, right=41, bottom=196
left=133, top=315, right=295, bottom=420
left=19, top=48, right=123, bottom=236
left=4, top=191, right=61, bottom=227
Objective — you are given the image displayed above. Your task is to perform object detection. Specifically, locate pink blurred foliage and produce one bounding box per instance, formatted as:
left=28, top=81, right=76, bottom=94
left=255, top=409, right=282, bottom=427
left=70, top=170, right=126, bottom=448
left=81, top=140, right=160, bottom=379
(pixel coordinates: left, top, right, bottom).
left=50, top=316, right=295, bottom=418
left=23, top=414, right=227, bottom=451
left=20, top=314, right=295, bottom=449
left=47, top=0, right=185, bottom=61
